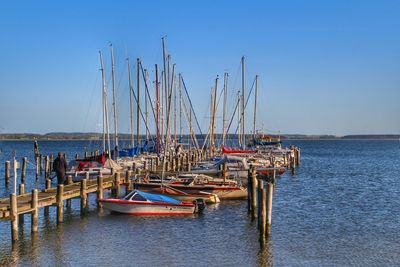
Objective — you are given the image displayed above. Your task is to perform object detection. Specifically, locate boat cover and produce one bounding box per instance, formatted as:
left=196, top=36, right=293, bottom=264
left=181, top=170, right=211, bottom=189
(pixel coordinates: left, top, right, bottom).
left=222, top=146, right=257, bottom=154
left=136, top=190, right=181, bottom=204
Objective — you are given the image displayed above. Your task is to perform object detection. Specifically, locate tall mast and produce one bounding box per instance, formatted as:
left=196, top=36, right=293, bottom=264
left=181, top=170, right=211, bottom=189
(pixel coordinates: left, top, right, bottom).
left=237, top=91, right=242, bottom=148
left=144, top=69, right=149, bottom=141
left=173, top=72, right=177, bottom=145
left=155, top=64, right=160, bottom=154
left=110, top=44, right=119, bottom=150
left=162, top=37, right=167, bottom=144
left=127, top=57, right=135, bottom=148
left=209, top=88, right=213, bottom=156
left=136, top=58, right=140, bottom=147
left=241, top=56, right=245, bottom=148
left=211, top=76, right=218, bottom=156
left=99, top=51, right=111, bottom=155
left=222, top=72, right=228, bottom=146
left=161, top=70, right=164, bottom=146
left=253, top=75, right=259, bottom=140
left=167, top=55, right=171, bottom=140
left=179, top=74, right=182, bottom=140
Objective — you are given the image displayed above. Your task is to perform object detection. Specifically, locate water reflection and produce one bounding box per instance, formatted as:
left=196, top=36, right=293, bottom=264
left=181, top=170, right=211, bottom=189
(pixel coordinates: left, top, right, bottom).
left=258, top=238, right=273, bottom=267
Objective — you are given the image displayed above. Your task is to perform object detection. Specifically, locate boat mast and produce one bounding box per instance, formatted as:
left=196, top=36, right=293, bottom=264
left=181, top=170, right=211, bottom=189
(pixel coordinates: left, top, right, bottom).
left=161, top=70, right=164, bottom=148
left=110, top=44, right=119, bottom=151
left=253, top=75, right=258, bottom=141
left=241, top=56, right=245, bottom=148
left=99, top=51, right=111, bottom=155
left=179, top=74, right=183, bottom=140
left=155, top=64, right=160, bottom=154
left=237, top=91, right=242, bottom=148
left=222, top=72, right=228, bottom=146
left=173, top=72, right=177, bottom=146
left=136, top=58, right=140, bottom=148
left=144, top=69, right=149, bottom=141
left=127, top=57, right=135, bottom=148
left=211, top=76, right=218, bottom=157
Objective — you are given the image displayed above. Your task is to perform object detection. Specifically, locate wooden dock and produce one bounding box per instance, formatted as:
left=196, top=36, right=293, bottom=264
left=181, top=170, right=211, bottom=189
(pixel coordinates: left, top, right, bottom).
left=0, top=171, right=133, bottom=242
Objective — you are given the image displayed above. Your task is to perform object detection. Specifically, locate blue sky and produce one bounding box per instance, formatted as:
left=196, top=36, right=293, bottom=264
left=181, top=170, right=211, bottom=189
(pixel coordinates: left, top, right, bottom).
left=0, top=0, right=399, bottom=135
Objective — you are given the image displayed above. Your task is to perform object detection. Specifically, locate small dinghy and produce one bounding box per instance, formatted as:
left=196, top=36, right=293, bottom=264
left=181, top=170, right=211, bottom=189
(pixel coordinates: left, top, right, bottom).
left=99, top=190, right=205, bottom=215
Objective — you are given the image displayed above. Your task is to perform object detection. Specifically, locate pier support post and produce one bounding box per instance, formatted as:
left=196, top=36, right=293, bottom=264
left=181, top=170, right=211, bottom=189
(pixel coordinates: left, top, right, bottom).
left=251, top=168, right=257, bottom=220
left=57, top=184, right=64, bottom=224
left=97, top=174, right=103, bottom=208
left=44, top=155, right=49, bottom=178
left=50, top=154, right=54, bottom=172
left=66, top=175, right=73, bottom=208
left=5, top=161, right=10, bottom=185
left=21, top=157, right=27, bottom=183
left=35, top=156, right=39, bottom=179
left=247, top=166, right=253, bottom=214
left=259, top=180, right=267, bottom=240
left=125, top=170, right=131, bottom=195
left=39, top=154, right=43, bottom=175
left=222, top=162, right=228, bottom=182
left=113, top=173, right=120, bottom=198
left=80, top=179, right=88, bottom=213
left=10, top=193, right=18, bottom=242
left=31, top=189, right=38, bottom=233
left=266, top=179, right=274, bottom=236
left=45, top=179, right=51, bottom=190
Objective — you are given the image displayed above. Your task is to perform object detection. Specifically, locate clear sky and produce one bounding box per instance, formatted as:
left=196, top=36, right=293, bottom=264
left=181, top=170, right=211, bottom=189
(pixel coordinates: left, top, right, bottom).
left=0, top=0, right=399, bottom=135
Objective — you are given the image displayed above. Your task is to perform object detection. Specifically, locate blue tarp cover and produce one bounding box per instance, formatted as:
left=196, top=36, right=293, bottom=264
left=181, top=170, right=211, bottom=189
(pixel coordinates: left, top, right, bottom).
left=136, top=190, right=181, bottom=204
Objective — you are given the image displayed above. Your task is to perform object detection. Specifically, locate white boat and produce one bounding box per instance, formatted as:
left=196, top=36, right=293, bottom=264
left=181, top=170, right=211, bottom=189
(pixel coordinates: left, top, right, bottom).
left=99, top=190, right=205, bottom=215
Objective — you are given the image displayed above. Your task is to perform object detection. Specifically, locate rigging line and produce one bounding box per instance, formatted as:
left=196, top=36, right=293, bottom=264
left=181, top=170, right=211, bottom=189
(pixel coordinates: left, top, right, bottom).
left=225, top=93, right=240, bottom=137
left=139, top=62, right=157, bottom=125
left=233, top=77, right=256, bottom=134
left=130, top=85, right=155, bottom=143
left=180, top=76, right=204, bottom=137
left=181, top=95, right=200, bottom=149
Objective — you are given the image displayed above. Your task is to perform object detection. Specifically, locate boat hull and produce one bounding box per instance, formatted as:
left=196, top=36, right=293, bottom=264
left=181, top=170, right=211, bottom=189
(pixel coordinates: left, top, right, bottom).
left=99, top=199, right=195, bottom=215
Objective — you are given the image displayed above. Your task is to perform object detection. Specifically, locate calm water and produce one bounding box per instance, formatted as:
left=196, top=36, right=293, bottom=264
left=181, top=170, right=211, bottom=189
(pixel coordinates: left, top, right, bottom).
left=0, top=140, right=399, bottom=266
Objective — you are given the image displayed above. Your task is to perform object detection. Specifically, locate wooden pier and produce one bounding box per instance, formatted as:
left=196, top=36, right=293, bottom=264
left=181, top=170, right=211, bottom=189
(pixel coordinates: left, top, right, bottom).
left=0, top=172, right=132, bottom=242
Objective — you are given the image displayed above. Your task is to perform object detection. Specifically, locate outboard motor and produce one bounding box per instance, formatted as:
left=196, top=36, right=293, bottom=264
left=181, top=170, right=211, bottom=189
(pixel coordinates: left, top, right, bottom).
left=193, top=199, right=206, bottom=213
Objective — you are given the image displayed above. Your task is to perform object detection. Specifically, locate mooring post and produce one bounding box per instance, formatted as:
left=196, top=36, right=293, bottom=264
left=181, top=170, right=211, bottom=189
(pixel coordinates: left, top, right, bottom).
left=35, top=156, right=39, bottom=179
left=296, top=147, right=301, bottom=165
left=57, top=184, right=64, bottom=223
left=257, top=179, right=263, bottom=229
left=66, top=175, right=73, bottom=208
left=113, top=172, right=120, bottom=198
left=45, top=178, right=51, bottom=190
left=10, top=193, right=18, bottom=242
left=260, top=180, right=267, bottom=239
left=247, top=165, right=253, bottom=214
left=21, top=157, right=27, bottom=183
left=39, top=154, right=43, bottom=175
left=251, top=167, right=257, bottom=220
left=266, top=178, right=274, bottom=236
left=44, top=155, right=49, bottom=178
left=97, top=173, right=103, bottom=208
left=291, top=152, right=296, bottom=175
left=75, top=153, right=79, bottom=160
left=31, top=189, right=38, bottom=233
left=125, top=170, right=131, bottom=195
left=5, top=161, right=10, bottom=185
left=80, top=179, right=87, bottom=213
left=49, top=154, right=54, bottom=172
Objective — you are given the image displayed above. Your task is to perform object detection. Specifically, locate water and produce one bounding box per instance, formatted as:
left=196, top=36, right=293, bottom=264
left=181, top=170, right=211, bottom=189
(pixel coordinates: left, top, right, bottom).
left=0, top=140, right=399, bottom=266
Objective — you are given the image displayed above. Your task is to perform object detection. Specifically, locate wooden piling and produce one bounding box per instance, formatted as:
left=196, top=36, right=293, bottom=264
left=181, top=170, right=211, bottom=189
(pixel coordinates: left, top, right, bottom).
left=251, top=167, right=257, bottom=219
left=259, top=180, right=267, bottom=239
left=222, top=162, right=228, bottom=182
left=5, top=161, right=10, bottom=185
left=50, top=154, right=54, bottom=171
left=19, top=183, right=25, bottom=195
left=35, top=156, right=39, bottom=179
left=75, top=153, right=79, bottom=160
left=113, top=172, right=120, bottom=198
left=45, top=178, right=51, bottom=190
left=21, top=157, right=27, bottom=183
left=80, top=179, right=87, bottom=212
left=97, top=174, right=103, bottom=208
left=39, top=154, right=43, bottom=175
left=31, top=189, right=38, bottom=233
left=10, top=193, right=18, bottom=242
left=266, top=180, right=274, bottom=236
left=56, top=184, right=64, bottom=223
left=247, top=166, right=252, bottom=214
left=125, top=170, right=132, bottom=195
left=44, top=155, right=49, bottom=178
left=66, top=175, right=73, bottom=208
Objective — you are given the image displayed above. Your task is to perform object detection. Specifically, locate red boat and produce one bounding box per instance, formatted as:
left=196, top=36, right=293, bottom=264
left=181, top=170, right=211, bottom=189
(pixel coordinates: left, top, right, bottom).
left=221, top=146, right=257, bottom=154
